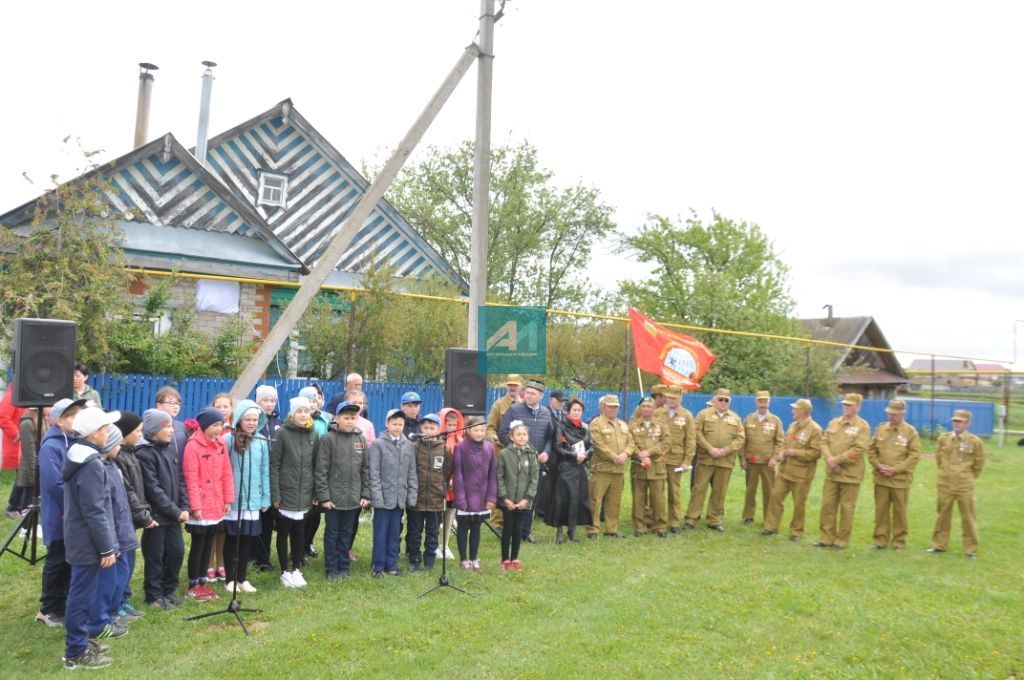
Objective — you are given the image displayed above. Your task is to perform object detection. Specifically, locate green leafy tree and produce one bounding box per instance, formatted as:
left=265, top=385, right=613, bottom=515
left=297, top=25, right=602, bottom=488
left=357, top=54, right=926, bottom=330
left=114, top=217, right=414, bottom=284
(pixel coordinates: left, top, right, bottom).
left=389, top=276, right=468, bottom=383
left=620, top=211, right=836, bottom=396
left=0, top=174, right=134, bottom=369
left=387, top=141, right=617, bottom=309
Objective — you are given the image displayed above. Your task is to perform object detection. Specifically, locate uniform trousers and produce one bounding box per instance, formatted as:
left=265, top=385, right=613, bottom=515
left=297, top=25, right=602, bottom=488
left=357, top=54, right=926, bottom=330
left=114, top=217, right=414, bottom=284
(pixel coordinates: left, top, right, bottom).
left=743, top=463, right=774, bottom=521
left=764, top=476, right=812, bottom=537
left=819, top=479, right=860, bottom=547
left=588, top=471, right=624, bottom=534
left=873, top=485, right=910, bottom=548
left=932, top=490, right=979, bottom=553
left=685, top=464, right=733, bottom=526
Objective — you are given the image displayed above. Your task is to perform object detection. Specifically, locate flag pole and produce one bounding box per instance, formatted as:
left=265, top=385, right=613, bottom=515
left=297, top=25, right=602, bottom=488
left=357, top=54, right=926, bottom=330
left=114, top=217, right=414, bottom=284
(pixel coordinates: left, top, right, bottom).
left=636, top=366, right=645, bottom=396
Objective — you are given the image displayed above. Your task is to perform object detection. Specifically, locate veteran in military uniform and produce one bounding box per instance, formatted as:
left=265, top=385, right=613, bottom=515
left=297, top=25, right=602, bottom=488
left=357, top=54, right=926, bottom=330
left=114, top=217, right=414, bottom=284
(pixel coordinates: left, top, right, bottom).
left=586, top=394, right=636, bottom=538
left=814, top=393, right=871, bottom=549
left=867, top=399, right=921, bottom=550
left=629, top=397, right=670, bottom=537
left=685, top=388, right=745, bottom=531
left=486, top=374, right=523, bottom=442
left=631, top=384, right=667, bottom=421
left=763, top=399, right=822, bottom=541
left=740, top=390, right=784, bottom=525
left=653, top=386, right=696, bottom=533
left=928, top=409, right=985, bottom=558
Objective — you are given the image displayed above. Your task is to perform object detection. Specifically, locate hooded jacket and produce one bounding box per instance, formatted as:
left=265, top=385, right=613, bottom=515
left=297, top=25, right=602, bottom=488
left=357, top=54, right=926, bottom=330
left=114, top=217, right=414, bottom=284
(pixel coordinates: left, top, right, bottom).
left=38, top=425, right=75, bottom=546
left=114, top=442, right=154, bottom=529
left=105, top=457, right=139, bottom=552
left=224, top=400, right=271, bottom=513
left=452, top=437, right=498, bottom=513
left=183, top=427, right=235, bottom=521
left=314, top=423, right=370, bottom=510
left=270, top=416, right=318, bottom=512
left=438, top=407, right=465, bottom=451
left=62, top=441, right=117, bottom=565
left=412, top=437, right=453, bottom=512
left=137, top=436, right=190, bottom=524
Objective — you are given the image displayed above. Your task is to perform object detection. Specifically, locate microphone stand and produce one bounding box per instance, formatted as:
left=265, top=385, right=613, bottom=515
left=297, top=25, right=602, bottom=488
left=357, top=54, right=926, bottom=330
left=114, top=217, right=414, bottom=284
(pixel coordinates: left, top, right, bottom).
left=415, top=432, right=474, bottom=599
left=187, top=431, right=263, bottom=634
left=1, top=407, right=46, bottom=565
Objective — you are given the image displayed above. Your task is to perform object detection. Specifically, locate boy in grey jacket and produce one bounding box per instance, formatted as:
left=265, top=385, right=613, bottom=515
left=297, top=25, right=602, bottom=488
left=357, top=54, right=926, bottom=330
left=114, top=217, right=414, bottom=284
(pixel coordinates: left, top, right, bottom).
left=368, top=409, right=417, bottom=577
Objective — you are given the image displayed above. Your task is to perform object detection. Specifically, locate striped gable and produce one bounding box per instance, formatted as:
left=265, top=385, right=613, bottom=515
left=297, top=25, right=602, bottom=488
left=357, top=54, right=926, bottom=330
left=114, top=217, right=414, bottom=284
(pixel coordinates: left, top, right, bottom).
left=201, top=100, right=467, bottom=291
left=0, top=135, right=303, bottom=270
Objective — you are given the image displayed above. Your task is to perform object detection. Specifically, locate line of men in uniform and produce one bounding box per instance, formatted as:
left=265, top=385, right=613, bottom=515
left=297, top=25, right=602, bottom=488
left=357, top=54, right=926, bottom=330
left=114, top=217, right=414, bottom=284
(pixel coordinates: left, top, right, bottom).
left=586, top=384, right=986, bottom=557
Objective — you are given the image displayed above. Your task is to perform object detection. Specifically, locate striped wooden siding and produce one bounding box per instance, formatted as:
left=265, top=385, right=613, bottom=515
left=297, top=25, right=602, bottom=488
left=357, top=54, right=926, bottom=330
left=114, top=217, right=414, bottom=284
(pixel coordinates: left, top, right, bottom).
left=205, top=114, right=442, bottom=278
left=103, top=151, right=262, bottom=238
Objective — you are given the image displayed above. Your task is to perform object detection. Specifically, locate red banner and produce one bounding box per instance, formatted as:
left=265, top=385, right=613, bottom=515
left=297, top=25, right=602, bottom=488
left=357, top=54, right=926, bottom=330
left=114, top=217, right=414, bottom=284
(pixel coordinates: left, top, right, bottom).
left=629, top=308, right=717, bottom=390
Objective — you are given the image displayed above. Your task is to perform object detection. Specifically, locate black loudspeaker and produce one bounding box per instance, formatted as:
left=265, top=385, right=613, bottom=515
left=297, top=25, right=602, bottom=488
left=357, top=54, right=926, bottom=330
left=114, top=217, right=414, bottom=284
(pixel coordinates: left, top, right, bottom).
left=12, top=319, right=77, bottom=407
left=444, top=348, right=487, bottom=415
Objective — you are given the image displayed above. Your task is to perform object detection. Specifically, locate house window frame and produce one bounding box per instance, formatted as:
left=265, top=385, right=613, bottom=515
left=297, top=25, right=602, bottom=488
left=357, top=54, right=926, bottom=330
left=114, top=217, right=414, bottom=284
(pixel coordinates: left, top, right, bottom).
left=257, top=171, right=289, bottom=208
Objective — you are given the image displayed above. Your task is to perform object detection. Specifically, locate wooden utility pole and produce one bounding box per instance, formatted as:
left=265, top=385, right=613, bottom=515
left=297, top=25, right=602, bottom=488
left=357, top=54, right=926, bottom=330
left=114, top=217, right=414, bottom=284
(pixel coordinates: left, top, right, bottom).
left=228, top=43, right=481, bottom=402
left=467, top=0, right=496, bottom=350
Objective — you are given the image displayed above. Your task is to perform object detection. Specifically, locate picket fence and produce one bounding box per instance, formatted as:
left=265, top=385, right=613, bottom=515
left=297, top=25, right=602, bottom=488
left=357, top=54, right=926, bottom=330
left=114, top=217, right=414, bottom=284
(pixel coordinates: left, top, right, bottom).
left=89, top=373, right=995, bottom=437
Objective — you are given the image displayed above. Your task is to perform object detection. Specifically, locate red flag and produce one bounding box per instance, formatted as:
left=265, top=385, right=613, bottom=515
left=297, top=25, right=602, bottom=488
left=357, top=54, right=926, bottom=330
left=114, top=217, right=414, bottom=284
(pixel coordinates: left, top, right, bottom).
left=629, top=308, right=717, bottom=390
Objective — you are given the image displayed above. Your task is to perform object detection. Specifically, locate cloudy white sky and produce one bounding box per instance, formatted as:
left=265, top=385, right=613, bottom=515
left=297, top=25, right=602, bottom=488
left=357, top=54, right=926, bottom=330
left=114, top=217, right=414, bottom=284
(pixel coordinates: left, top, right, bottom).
left=2, top=1, right=1022, bottom=368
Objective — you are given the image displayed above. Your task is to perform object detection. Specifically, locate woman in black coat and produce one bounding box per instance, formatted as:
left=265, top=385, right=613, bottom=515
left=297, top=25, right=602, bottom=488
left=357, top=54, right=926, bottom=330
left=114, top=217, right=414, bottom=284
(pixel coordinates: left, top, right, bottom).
left=541, top=398, right=593, bottom=543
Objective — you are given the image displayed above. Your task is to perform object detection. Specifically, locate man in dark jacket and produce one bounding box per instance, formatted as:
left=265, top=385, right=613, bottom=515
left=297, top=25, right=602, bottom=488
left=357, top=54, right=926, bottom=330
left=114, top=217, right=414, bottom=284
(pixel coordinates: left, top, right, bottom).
left=136, top=409, right=190, bottom=610
left=35, top=398, right=86, bottom=628
left=61, top=406, right=120, bottom=670
left=499, top=380, right=555, bottom=543
left=400, top=391, right=422, bottom=439
left=406, top=414, right=452, bottom=571
left=112, top=412, right=156, bottom=618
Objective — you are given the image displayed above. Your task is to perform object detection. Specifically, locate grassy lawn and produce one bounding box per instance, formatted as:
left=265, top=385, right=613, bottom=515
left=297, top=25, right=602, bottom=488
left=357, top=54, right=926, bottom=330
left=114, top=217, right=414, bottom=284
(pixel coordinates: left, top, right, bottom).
left=1, top=442, right=1021, bottom=679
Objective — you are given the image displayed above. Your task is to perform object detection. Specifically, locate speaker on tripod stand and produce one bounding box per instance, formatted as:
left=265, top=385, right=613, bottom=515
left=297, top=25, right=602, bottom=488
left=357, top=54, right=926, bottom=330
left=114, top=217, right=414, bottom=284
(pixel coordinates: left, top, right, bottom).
left=2, top=318, right=77, bottom=565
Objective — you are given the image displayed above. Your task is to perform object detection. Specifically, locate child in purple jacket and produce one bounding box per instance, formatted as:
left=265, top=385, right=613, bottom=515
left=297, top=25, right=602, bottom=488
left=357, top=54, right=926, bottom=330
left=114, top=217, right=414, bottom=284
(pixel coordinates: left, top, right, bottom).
left=452, top=417, right=497, bottom=572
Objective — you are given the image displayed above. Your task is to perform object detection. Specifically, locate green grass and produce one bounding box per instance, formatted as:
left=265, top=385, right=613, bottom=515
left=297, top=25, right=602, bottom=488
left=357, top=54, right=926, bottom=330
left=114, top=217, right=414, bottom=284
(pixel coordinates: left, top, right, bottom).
left=1, top=444, right=1022, bottom=679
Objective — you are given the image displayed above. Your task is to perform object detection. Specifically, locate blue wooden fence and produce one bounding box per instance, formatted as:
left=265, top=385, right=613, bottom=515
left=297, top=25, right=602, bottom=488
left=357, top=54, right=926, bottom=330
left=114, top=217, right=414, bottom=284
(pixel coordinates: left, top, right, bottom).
left=90, top=373, right=995, bottom=437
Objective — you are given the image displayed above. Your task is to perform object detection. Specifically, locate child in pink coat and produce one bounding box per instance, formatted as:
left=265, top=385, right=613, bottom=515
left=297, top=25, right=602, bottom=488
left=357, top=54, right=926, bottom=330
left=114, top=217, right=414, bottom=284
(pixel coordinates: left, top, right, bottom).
left=183, top=407, right=234, bottom=601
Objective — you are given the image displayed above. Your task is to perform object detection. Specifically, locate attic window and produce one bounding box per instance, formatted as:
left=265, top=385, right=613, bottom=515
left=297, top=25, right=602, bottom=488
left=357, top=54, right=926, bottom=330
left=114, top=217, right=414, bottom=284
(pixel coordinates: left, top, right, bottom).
left=258, top=171, right=288, bottom=208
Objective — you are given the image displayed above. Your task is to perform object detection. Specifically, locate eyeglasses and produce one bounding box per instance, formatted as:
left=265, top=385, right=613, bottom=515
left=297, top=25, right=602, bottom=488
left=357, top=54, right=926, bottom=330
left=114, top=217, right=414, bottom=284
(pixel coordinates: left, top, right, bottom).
left=717, top=397, right=730, bottom=402
left=159, top=400, right=181, bottom=406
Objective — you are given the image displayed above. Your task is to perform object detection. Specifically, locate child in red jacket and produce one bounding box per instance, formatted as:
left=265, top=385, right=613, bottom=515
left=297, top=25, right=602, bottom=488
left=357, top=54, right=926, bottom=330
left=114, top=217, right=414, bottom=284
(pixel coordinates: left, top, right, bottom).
left=182, top=407, right=234, bottom=601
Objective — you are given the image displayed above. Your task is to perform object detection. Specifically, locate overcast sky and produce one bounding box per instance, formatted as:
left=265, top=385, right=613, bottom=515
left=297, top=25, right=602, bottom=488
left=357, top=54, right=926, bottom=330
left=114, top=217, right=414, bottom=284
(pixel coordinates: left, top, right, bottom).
left=3, top=1, right=1022, bottom=369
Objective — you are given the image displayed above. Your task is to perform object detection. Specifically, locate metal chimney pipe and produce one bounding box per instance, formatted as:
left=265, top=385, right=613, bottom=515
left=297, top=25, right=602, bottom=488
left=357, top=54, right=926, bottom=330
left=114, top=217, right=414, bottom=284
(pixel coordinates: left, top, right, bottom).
left=195, top=60, right=217, bottom=167
left=133, top=63, right=158, bottom=149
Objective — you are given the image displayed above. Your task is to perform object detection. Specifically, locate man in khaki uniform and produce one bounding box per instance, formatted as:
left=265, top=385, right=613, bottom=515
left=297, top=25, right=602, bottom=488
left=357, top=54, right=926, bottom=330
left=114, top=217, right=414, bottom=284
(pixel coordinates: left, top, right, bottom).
left=740, top=390, right=784, bottom=525
left=928, top=410, right=985, bottom=558
left=685, top=388, right=745, bottom=531
left=587, top=394, right=635, bottom=538
left=814, top=393, right=871, bottom=549
left=629, top=397, right=670, bottom=537
left=763, top=399, right=822, bottom=541
left=654, top=386, right=695, bottom=533
left=631, top=384, right=667, bottom=420
left=867, top=399, right=921, bottom=550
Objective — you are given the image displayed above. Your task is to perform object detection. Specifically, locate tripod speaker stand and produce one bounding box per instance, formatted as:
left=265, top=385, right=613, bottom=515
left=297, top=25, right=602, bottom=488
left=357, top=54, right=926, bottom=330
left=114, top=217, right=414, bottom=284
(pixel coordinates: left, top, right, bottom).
left=186, top=431, right=263, bottom=634
left=1, top=408, right=46, bottom=565
left=416, top=434, right=474, bottom=599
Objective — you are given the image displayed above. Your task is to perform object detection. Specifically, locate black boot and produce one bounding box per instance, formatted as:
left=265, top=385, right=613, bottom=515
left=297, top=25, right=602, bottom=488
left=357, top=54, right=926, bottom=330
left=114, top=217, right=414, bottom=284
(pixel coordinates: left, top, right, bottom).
left=556, top=527, right=566, bottom=544
left=567, top=528, right=578, bottom=542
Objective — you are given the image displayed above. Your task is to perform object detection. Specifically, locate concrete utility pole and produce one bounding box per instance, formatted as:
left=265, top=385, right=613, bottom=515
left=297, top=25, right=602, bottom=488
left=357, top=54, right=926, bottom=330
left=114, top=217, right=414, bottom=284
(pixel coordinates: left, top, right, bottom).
left=467, top=0, right=496, bottom=349
left=228, top=43, right=481, bottom=403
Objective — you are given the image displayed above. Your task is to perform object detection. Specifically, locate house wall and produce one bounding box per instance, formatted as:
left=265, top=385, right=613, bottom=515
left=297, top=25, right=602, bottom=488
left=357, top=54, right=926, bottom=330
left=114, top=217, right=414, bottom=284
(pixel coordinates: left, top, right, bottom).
left=129, top=275, right=272, bottom=341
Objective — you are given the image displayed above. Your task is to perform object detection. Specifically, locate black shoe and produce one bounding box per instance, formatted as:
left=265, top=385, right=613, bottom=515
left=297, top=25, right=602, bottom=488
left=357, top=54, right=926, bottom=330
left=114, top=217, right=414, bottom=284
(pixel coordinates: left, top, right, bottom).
left=669, top=527, right=681, bottom=535
left=707, top=524, right=724, bottom=533
left=423, top=561, right=436, bottom=571
left=524, top=534, right=538, bottom=544
left=761, top=530, right=777, bottom=536
left=64, top=647, right=111, bottom=670
left=567, top=529, right=578, bottom=542
left=88, top=640, right=110, bottom=655
left=682, top=524, right=695, bottom=531
left=789, top=535, right=802, bottom=542
left=812, top=541, right=832, bottom=548
left=742, top=518, right=754, bottom=525
left=409, top=563, right=422, bottom=573
left=165, top=593, right=184, bottom=607
left=587, top=533, right=598, bottom=539
left=656, top=531, right=667, bottom=538
left=926, top=547, right=946, bottom=554
left=255, top=562, right=273, bottom=573
left=965, top=553, right=976, bottom=560
left=634, top=531, right=644, bottom=537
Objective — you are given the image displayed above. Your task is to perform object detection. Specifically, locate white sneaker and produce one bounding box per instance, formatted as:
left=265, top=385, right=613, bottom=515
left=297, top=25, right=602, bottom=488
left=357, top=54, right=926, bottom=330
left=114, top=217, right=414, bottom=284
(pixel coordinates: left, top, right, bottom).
left=223, top=581, right=236, bottom=593
left=280, top=571, right=297, bottom=588
left=239, top=581, right=257, bottom=593
left=291, top=570, right=307, bottom=587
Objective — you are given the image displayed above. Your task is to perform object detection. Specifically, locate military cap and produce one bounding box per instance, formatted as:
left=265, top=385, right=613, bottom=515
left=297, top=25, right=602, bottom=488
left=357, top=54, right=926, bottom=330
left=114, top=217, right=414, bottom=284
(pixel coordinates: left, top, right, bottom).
left=755, top=390, right=771, bottom=400
left=884, top=399, right=906, bottom=414
left=650, top=384, right=667, bottom=396
left=951, top=409, right=971, bottom=421
left=790, top=398, right=813, bottom=413
left=505, top=374, right=524, bottom=386
left=663, top=386, right=683, bottom=398
left=841, top=393, right=863, bottom=406
left=599, top=394, right=620, bottom=407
